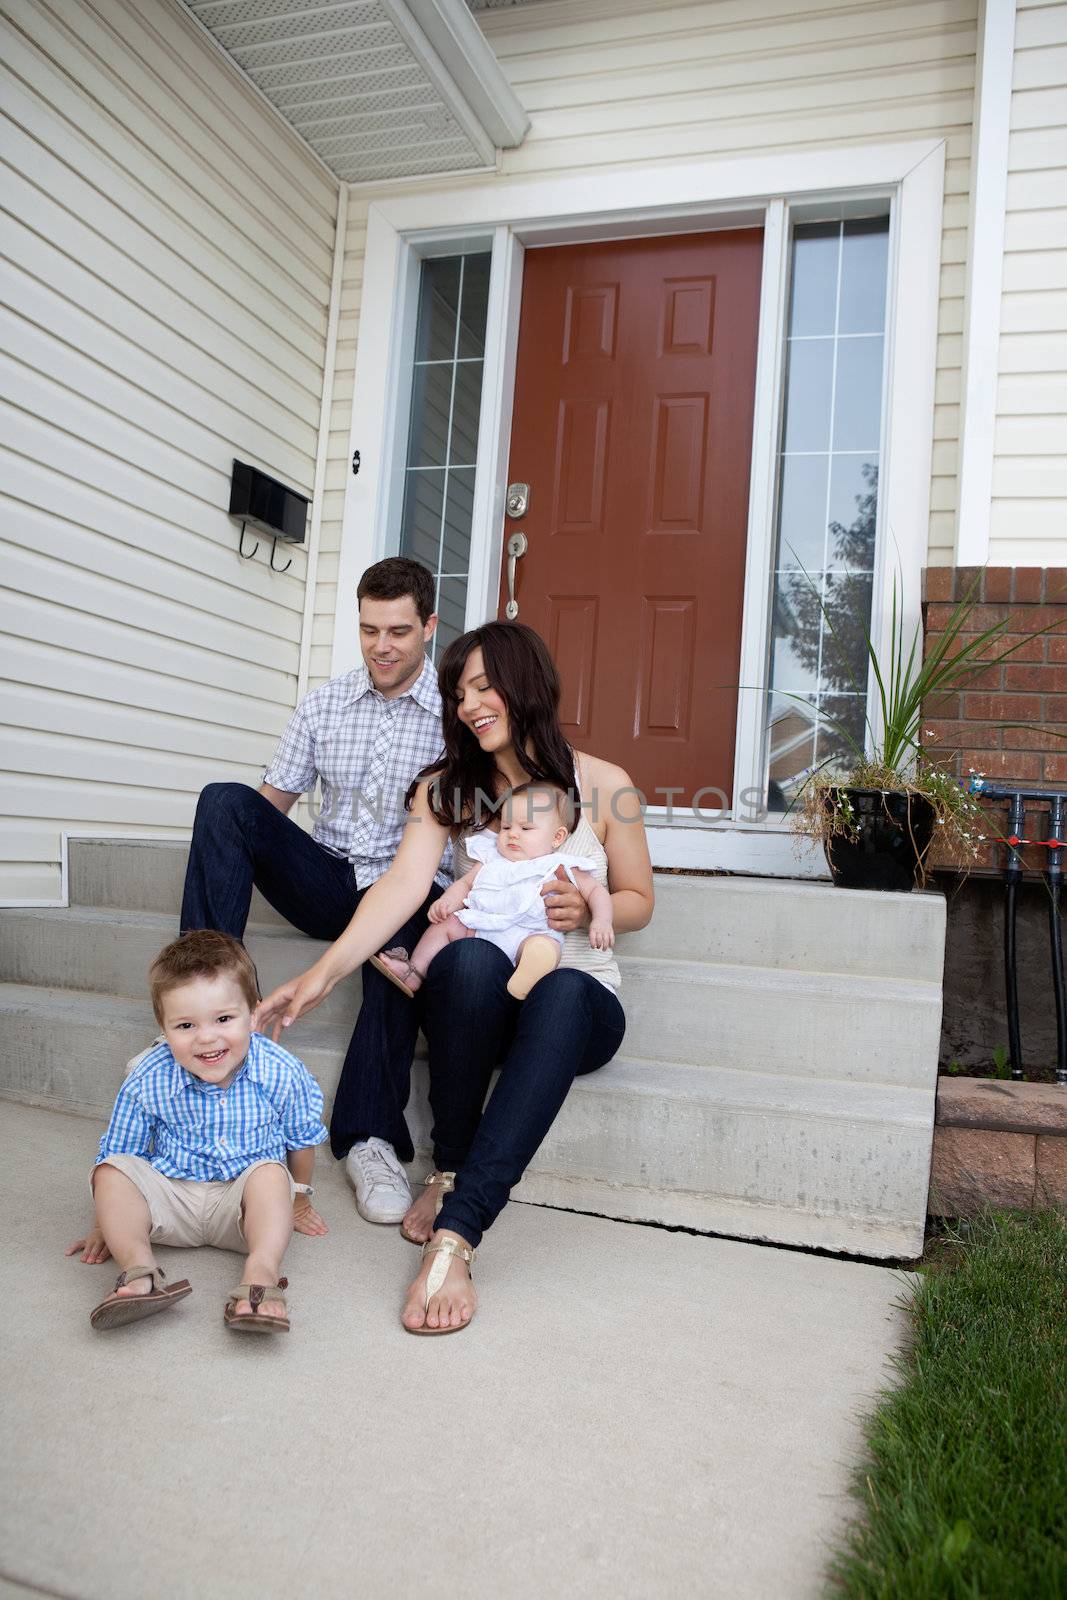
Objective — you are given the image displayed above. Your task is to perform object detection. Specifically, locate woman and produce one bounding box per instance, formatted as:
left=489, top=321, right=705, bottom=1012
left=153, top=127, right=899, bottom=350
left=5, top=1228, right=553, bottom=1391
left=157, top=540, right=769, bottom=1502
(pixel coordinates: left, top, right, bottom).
left=256, top=623, right=654, bottom=1334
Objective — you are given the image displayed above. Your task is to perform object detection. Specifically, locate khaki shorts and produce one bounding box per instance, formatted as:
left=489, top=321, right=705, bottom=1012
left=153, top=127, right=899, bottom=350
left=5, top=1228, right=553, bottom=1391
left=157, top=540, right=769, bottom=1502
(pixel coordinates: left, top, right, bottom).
left=93, top=1155, right=294, bottom=1252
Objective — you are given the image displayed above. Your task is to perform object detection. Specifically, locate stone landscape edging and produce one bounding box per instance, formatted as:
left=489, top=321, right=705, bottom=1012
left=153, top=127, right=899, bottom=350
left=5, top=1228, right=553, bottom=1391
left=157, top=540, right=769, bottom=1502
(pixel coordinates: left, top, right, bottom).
left=928, top=1077, right=1067, bottom=1216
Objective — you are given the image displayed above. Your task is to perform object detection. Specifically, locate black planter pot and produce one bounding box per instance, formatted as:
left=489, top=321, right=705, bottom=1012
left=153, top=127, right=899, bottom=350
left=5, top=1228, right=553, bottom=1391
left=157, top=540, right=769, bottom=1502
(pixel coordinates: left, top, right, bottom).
left=823, top=787, right=936, bottom=892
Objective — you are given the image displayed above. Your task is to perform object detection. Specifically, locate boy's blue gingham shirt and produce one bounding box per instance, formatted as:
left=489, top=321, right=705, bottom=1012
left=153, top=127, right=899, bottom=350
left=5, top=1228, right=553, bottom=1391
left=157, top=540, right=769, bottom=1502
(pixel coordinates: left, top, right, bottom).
left=262, top=655, right=451, bottom=889
left=96, top=1033, right=328, bottom=1182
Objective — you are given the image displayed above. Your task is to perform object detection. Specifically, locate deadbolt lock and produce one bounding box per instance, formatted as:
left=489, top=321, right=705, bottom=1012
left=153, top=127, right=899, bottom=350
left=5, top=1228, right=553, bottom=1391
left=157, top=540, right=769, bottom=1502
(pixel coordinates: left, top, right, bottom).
left=506, top=482, right=530, bottom=518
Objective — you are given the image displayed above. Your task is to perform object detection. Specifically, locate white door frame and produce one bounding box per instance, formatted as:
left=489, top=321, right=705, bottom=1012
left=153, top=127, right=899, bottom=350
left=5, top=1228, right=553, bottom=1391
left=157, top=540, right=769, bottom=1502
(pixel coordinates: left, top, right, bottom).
left=333, top=139, right=945, bottom=876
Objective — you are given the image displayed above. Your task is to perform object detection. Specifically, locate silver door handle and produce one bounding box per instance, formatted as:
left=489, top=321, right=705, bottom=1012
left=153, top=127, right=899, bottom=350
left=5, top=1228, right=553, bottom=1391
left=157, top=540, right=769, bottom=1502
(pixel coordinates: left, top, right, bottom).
left=505, top=531, right=527, bottom=620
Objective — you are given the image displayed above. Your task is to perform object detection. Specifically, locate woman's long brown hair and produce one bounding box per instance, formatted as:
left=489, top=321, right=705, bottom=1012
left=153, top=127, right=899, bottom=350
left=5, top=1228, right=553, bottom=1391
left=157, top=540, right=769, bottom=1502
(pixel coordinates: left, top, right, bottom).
left=409, top=621, right=580, bottom=835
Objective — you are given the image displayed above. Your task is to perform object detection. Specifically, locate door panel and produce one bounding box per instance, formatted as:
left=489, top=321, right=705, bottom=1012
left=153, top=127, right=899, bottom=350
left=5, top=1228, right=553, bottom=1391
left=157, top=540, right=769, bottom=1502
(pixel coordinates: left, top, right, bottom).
left=502, top=229, right=763, bottom=807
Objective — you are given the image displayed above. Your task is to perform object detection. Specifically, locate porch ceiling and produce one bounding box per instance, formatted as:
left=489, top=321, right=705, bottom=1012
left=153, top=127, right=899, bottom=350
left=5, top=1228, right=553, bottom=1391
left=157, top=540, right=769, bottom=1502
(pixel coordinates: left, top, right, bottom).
left=180, top=0, right=532, bottom=183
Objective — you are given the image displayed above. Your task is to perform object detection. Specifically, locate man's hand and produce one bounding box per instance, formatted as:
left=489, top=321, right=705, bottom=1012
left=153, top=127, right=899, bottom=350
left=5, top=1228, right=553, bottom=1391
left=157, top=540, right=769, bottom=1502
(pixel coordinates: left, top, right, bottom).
left=293, top=1193, right=328, bottom=1237
left=66, top=1226, right=111, bottom=1264
left=541, top=866, right=590, bottom=933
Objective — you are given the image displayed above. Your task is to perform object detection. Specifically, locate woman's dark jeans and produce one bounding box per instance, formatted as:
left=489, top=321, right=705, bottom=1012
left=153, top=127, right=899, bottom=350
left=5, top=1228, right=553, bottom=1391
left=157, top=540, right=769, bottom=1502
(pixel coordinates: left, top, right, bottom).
left=180, top=782, right=438, bottom=1161
left=415, top=938, right=626, bottom=1249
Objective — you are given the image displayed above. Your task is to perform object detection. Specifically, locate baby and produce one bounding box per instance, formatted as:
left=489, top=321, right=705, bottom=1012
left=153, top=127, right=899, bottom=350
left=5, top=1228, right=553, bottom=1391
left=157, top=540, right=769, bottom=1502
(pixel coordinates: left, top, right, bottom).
left=68, top=930, right=327, bottom=1335
left=373, top=781, right=614, bottom=1001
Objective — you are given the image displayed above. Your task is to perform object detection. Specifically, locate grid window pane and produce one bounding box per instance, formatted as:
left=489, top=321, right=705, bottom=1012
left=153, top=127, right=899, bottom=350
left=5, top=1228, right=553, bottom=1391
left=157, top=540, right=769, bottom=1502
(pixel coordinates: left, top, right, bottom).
left=776, top=453, right=830, bottom=572
left=450, top=361, right=483, bottom=466
left=788, top=223, right=839, bottom=336
left=838, top=218, right=889, bottom=335
left=833, top=336, right=884, bottom=452
left=400, top=470, right=445, bottom=571
left=407, top=363, right=452, bottom=468
left=827, top=456, right=878, bottom=571
left=435, top=576, right=469, bottom=656
left=440, top=469, right=475, bottom=574
left=782, top=337, right=833, bottom=453
left=458, top=253, right=491, bottom=358
left=414, top=257, right=462, bottom=361
left=764, top=215, right=889, bottom=807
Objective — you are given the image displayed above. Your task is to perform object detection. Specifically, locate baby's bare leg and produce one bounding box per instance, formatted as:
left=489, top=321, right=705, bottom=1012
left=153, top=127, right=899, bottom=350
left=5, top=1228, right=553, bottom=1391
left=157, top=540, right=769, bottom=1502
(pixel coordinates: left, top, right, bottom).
left=236, top=1162, right=294, bottom=1320
left=379, top=916, right=473, bottom=993
left=507, top=934, right=562, bottom=1000
left=91, top=1164, right=156, bottom=1297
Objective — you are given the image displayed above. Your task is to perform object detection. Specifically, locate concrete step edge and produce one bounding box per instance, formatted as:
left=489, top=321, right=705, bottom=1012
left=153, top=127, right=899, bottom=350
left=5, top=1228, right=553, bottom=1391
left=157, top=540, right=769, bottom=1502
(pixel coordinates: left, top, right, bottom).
left=0, top=983, right=931, bottom=1126
left=0, top=910, right=941, bottom=1000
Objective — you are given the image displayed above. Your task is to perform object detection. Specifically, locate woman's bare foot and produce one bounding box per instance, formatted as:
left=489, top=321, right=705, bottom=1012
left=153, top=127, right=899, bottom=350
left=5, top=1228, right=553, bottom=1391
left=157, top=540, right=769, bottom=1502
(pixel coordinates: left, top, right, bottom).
left=401, top=1230, right=477, bottom=1332
left=400, top=1172, right=450, bottom=1244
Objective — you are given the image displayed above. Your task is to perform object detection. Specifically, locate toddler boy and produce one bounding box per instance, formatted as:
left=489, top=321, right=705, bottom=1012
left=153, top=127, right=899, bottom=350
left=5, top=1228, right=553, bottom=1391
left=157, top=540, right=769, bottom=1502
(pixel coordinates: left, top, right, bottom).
left=69, top=930, right=328, bottom=1335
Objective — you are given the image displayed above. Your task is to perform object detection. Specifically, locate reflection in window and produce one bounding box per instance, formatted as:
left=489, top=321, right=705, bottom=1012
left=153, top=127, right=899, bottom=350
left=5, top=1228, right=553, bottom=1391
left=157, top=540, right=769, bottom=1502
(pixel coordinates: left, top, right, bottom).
left=399, top=252, right=491, bottom=659
left=765, top=216, right=889, bottom=812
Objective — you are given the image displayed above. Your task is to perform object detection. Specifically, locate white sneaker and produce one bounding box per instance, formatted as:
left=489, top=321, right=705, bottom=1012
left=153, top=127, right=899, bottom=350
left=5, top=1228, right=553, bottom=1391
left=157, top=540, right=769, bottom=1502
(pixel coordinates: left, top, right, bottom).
left=345, top=1138, right=413, bottom=1224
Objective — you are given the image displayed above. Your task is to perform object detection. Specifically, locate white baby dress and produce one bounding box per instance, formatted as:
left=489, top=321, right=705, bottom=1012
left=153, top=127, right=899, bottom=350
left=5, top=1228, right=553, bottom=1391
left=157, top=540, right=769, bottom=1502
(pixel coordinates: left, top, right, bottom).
left=455, top=829, right=598, bottom=964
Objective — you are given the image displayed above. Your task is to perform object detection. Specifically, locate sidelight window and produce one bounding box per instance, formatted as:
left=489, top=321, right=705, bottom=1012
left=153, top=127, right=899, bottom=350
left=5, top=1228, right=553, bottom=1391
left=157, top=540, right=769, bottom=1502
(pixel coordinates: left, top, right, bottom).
left=764, top=216, right=890, bottom=811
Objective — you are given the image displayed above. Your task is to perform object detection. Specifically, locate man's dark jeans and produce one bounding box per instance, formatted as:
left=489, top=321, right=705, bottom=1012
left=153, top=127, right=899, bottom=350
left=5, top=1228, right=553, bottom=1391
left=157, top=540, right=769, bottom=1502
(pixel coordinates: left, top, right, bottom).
left=415, top=938, right=626, bottom=1249
left=180, top=782, right=437, bottom=1161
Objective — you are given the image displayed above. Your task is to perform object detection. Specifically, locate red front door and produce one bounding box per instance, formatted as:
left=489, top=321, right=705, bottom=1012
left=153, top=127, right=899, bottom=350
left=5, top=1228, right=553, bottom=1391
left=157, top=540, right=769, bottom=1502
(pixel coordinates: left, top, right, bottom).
left=501, top=229, right=762, bottom=806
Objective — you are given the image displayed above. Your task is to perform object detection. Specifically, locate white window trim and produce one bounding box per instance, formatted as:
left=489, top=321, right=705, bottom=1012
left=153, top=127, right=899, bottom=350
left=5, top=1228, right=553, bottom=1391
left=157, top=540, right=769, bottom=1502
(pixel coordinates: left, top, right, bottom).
left=334, top=139, right=945, bottom=877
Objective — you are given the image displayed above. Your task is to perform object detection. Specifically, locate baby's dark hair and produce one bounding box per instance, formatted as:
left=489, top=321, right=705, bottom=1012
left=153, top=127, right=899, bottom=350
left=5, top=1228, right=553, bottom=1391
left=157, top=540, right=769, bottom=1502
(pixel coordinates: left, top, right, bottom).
left=149, top=930, right=259, bottom=1025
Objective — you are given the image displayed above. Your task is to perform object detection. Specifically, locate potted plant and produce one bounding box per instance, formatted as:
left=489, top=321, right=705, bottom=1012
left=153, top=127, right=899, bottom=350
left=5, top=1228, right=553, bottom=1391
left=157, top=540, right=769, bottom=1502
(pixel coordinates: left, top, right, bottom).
left=786, top=571, right=1062, bottom=892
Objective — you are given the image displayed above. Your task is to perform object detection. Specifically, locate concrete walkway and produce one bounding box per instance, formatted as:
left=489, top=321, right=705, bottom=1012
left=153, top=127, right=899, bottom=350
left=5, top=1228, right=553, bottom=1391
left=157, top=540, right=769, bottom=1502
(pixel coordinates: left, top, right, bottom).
left=1, top=1103, right=911, bottom=1600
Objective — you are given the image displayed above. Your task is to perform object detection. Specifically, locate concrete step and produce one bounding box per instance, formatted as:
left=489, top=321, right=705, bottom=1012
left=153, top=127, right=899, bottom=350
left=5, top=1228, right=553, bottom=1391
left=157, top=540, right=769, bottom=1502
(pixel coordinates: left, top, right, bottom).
left=1, top=905, right=942, bottom=1089
left=64, top=837, right=945, bottom=983
left=0, top=984, right=931, bottom=1256
left=0, top=905, right=361, bottom=1024
left=67, top=838, right=287, bottom=927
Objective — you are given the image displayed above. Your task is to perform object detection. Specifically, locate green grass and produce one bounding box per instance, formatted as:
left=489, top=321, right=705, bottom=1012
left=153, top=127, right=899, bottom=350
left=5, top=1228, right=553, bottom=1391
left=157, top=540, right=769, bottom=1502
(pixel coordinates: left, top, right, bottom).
left=827, top=1210, right=1067, bottom=1599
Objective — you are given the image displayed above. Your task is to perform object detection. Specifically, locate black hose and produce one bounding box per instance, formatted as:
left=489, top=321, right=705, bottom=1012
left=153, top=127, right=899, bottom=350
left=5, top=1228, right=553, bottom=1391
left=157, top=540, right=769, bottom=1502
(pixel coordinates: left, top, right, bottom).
left=1047, top=796, right=1067, bottom=1087
left=1005, top=792, right=1026, bottom=1082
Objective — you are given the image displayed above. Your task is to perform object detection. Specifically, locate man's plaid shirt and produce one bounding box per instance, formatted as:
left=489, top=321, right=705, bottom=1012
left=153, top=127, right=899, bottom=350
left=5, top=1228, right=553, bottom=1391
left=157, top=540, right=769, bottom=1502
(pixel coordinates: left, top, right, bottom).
left=263, top=656, right=449, bottom=889
left=96, top=1033, right=328, bottom=1182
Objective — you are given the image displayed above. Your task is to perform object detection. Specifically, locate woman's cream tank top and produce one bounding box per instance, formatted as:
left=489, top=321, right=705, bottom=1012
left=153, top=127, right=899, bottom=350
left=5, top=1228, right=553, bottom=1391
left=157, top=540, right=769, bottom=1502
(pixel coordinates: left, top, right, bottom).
left=451, top=757, right=622, bottom=992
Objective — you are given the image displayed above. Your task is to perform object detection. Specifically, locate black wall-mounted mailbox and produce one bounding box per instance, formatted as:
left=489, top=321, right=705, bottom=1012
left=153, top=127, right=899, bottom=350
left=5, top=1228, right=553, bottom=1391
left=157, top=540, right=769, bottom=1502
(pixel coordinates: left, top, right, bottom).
left=229, top=460, right=309, bottom=544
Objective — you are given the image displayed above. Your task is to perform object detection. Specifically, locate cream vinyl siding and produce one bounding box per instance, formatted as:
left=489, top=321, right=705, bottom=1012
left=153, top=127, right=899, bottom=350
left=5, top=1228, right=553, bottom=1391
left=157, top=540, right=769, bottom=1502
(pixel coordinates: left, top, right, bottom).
left=991, top=0, right=1067, bottom=565
left=1, top=0, right=338, bottom=900
left=317, top=0, right=976, bottom=652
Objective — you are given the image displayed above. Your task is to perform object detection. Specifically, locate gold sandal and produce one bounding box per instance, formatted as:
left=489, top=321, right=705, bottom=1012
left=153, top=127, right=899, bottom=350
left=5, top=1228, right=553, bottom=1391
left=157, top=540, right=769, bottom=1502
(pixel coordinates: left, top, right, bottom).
left=405, top=1236, right=476, bottom=1337
left=400, top=1169, right=456, bottom=1244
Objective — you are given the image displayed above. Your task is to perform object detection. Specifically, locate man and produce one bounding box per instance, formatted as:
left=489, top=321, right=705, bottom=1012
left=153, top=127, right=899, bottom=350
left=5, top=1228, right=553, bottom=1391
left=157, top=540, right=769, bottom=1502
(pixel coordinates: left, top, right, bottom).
left=180, top=557, right=448, bottom=1225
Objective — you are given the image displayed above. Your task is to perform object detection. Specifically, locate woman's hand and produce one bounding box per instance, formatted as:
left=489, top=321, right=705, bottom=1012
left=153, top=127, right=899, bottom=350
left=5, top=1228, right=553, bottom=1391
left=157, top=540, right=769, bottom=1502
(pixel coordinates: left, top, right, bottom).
left=255, top=961, right=336, bottom=1042
left=541, top=866, right=590, bottom=933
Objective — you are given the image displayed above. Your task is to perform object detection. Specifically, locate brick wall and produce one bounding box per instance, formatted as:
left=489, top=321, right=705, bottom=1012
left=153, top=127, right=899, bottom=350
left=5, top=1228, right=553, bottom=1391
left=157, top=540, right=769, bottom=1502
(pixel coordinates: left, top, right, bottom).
left=922, top=566, right=1067, bottom=874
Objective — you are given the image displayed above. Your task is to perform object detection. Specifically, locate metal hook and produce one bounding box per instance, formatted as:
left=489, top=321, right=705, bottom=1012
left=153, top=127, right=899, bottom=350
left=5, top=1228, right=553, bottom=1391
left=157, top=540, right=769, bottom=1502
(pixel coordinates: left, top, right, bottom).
left=269, top=536, right=292, bottom=574
left=238, top=520, right=259, bottom=560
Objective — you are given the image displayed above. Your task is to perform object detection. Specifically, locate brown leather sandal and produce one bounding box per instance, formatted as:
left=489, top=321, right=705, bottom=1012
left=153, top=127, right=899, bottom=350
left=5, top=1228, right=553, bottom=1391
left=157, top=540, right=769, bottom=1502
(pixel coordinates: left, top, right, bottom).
left=90, top=1265, right=192, bottom=1330
left=224, top=1279, right=290, bottom=1334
